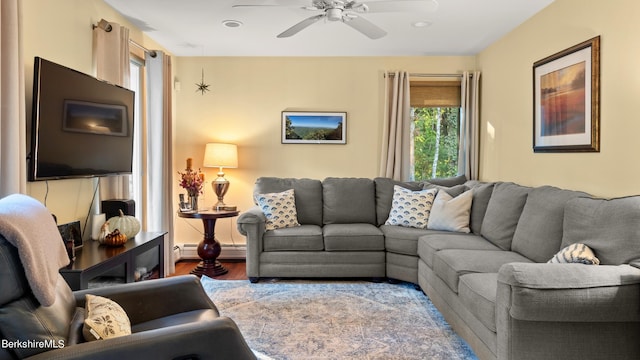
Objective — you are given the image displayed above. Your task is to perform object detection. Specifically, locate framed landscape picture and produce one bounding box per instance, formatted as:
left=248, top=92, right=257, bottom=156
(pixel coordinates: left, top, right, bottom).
left=282, top=111, right=347, bottom=144
left=533, top=36, right=600, bottom=152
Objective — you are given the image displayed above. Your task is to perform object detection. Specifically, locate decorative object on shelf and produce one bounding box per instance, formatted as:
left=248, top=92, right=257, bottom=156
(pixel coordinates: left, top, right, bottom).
left=203, top=143, right=238, bottom=211
left=106, top=209, right=141, bottom=239
left=533, top=36, right=600, bottom=152
left=178, top=158, right=204, bottom=211
left=281, top=111, right=347, bottom=144
left=97, top=224, right=128, bottom=247
left=196, top=68, right=210, bottom=95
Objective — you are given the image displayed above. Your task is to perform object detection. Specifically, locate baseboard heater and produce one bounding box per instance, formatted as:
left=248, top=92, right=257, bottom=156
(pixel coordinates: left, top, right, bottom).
left=175, top=243, right=246, bottom=261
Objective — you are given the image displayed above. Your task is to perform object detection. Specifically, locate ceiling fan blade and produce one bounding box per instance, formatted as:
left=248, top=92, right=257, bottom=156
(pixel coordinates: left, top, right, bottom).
left=360, top=0, right=438, bottom=13
left=232, top=0, right=307, bottom=8
left=342, top=14, right=387, bottom=39
left=277, top=14, right=326, bottom=38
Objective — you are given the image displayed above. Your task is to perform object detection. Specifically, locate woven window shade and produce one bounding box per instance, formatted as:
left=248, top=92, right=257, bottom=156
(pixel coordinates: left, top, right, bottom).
left=410, top=80, right=461, bottom=107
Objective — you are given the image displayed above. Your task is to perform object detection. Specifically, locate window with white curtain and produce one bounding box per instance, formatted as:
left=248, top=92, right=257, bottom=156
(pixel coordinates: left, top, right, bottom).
left=409, top=80, right=462, bottom=180
left=129, top=59, right=143, bottom=220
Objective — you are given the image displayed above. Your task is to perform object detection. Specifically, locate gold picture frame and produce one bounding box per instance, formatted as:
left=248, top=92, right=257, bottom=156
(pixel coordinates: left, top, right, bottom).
left=533, top=36, right=600, bottom=152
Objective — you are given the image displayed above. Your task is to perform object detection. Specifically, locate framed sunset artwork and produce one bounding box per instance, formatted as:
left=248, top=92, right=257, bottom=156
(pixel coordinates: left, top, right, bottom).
left=533, top=36, right=600, bottom=152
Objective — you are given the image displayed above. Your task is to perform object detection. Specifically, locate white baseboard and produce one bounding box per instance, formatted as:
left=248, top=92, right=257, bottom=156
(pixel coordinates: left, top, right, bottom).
left=175, top=243, right=246, bottom=261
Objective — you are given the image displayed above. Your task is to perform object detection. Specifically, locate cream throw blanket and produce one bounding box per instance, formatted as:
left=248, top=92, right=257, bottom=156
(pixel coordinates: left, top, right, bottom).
left=0, top=194, right=70, bottom=306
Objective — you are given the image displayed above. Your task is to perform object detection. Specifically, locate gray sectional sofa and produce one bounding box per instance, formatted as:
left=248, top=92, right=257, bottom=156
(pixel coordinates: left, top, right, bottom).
left=237, top=176, right=640, bottom=360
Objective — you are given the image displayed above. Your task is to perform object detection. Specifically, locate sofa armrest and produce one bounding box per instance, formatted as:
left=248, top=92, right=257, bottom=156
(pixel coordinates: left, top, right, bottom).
left=26, top=316, right=256, bottom=360
left=236, top=206, right=266, bottom=278
left=73, top=275, right=217, bottom=324
left=497, top=262, right=640, bottom=322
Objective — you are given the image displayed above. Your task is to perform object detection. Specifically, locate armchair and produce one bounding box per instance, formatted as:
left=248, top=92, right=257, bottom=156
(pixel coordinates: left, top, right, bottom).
left=0, top=194, right=255, bottom=360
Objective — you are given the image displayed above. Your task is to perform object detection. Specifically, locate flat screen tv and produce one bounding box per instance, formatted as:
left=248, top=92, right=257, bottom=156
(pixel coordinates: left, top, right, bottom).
left=28, top=57, right=135, bottom=181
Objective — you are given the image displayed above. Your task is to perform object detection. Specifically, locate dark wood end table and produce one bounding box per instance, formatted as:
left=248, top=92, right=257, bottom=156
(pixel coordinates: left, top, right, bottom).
left=177, top=209, right=239, bottom=278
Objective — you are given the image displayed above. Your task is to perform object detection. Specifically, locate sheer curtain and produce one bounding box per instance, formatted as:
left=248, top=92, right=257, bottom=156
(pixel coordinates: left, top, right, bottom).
left=0, top=0, right=27, bottom=197
left=145, top=51, right=175, bottom=275
left=93, top=20, right=131, bottom=200
left=379, top=71, right=411, bottom=181
left=458, top=71, right=481, bottom=180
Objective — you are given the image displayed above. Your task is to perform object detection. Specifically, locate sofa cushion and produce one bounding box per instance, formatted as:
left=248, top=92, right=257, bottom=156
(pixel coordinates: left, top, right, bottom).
left=480, top=182, right=531, bottom=250
left=255, top=189, right=300, bottom=230
left=426, top=174, right=468, bottom=187
left=427, top=189, right=473, bottom=233
left=374, top=178, right=426, bottom=226
left=548, top=243, right=600, bottom=265
left=561, top=196, right=640, bottom=265
left=263, top=225, right=324, bottom=251
left=323, top=177, right=377, bottom=225
left=254, top=177, right=323, bottom=226
left=432, top=249, right=532, bottom=293
left=418, top=233, right=501, bottom=268
left=465, top=181, right=495, bottom=234
left=511, top=186, right=588, bottom=263
left=459, top=273, right=498, bottom=332
left=323, top=224, right=384, bottom=251
left=385, top=186, right=438, bottom=229
left=381, top=225, right=441, bottom=256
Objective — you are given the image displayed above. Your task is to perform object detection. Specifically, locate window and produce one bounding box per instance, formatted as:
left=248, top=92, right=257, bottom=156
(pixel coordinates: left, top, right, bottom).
left=409, top=80, right=461, bottom=180
left=129, top=58, right=144, bottom=219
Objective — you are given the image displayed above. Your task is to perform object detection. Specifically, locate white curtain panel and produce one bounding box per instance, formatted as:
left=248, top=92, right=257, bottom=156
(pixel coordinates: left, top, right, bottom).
left=458, top=71, right=481, bottom=180
left=93, top=21, right=132, bottom=201
left=145, top=51, right=175, bottom=275
left=379, top=71, right=411, bottom=181
left=0, top=0, right=27, bottom=197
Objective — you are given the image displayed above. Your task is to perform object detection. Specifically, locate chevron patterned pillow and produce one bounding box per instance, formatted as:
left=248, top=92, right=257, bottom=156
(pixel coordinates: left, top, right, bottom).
left=548, top=243, right=600, bottom=265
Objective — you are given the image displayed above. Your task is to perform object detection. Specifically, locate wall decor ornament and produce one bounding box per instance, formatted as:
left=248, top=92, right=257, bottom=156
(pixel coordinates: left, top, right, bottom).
left=281, top=111, right=347, bottom=144
left=195, top=68, right=210, bottom=95
left=533, top=36, right=600, bottom=152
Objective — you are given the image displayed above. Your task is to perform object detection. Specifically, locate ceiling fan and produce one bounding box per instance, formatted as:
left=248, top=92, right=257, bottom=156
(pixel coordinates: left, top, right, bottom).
left=233, top=0, right=438, bottom=40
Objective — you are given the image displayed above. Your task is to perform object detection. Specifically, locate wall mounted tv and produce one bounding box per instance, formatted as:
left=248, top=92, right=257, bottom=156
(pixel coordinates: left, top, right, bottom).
left=28, top=57, right=135, bottom=181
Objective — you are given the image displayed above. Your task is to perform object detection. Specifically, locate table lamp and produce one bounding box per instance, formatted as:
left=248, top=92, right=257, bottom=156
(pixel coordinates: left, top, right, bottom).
left=203, top=143, right=238, bottom=210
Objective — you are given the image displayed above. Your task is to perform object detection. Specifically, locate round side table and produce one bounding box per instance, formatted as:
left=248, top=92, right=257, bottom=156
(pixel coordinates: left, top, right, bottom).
left=177, top=209, right=239, bottom=278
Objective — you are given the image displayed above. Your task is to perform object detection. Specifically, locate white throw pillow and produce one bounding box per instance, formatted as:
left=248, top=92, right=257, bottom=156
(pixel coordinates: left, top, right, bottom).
left=385, top=186, right=438, bottom=229
left=83, top=294, right=131, bottom=341
left=427, top=189, right=473, bottom=233
left=255, top=189, right=301, bottom=230
left=548, top=243, right=600, bottom=265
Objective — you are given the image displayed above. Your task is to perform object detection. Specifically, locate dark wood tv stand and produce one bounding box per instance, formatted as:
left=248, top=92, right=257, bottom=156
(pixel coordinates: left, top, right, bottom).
left=60, top=231, right=166, bottom=290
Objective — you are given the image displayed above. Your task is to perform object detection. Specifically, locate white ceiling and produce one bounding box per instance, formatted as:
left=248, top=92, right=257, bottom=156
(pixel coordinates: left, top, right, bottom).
left=104, top=0, right=555, bottom=57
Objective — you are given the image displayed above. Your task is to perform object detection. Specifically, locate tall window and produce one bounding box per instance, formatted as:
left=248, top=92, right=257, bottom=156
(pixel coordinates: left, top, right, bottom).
left=409, top=80, right=461, bottom=180
left=129, top=58, right=144, bottom=220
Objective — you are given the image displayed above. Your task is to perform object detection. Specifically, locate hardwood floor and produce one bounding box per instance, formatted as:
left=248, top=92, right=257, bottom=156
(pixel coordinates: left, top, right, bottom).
left=172, top=260, right=248, bottom=280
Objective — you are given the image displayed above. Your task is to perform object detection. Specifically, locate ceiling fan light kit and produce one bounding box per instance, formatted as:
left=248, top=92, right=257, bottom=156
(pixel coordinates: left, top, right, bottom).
left=235, top=0, right=438, bottom=40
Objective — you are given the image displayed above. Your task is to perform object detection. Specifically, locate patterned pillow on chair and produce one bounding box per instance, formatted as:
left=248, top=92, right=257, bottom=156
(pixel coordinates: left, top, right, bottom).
left=385, top=186, right=438, bottom=229
left=256, top=189, right=301, bottom=230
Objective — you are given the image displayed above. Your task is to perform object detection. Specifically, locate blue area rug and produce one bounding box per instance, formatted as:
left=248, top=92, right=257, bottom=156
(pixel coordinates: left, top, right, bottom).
left=201, top=277, right=477, bottom=360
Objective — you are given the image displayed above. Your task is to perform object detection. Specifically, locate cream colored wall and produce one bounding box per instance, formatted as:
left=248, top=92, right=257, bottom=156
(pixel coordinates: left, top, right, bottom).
left=22, top=0, right=165, bottom=234
left=477, top=0, right=640, bottom=197
left=172, top=56, right=476, bottom=245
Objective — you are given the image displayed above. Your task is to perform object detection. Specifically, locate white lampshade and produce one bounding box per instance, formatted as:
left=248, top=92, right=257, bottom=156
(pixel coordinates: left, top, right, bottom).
left=203, top=143, right=238, bottom=169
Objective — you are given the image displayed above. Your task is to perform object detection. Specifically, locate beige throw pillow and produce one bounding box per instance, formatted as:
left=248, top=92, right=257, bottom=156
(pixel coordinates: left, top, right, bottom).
left=427, top=189, right=473, bottom=233
left=83, top=294, right=131, bottom=341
